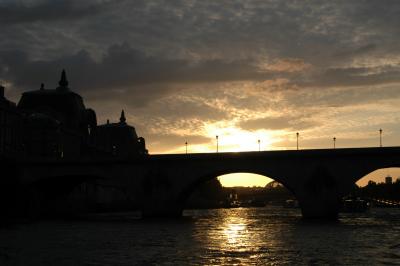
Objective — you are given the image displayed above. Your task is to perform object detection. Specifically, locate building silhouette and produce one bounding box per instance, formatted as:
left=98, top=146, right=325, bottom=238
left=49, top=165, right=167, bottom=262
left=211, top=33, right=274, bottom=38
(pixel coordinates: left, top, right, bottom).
left=94, top=110, right=148, bottom=157
left=385, top=175, right=392, bottom=184
left=0, top=85, right=23, bottom=156
left=0, top=70, right=147, bottom=159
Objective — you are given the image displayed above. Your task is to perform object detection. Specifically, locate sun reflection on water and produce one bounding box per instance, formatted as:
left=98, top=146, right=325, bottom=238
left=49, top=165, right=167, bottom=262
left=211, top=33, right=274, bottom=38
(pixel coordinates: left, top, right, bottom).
left=196, top=208, right=280, bottom=264
left=223, top=220, right=247, bottom=245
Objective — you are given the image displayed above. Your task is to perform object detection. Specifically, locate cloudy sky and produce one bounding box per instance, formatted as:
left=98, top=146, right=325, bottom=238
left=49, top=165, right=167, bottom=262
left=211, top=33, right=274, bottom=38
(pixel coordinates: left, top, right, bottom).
left=1, top=0, right=400, bottom=185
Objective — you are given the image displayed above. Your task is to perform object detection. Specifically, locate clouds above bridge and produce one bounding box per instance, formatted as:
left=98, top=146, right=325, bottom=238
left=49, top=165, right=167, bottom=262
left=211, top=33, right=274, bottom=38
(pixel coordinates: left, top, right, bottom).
left=1, top=0, right=400, bottom=153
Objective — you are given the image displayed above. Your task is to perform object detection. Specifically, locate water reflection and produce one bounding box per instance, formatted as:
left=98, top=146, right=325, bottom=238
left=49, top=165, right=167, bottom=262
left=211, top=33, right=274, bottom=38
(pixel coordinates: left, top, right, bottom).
left=193, top=208, right=285, bottom=265
left=223, top=220, right=246, bottom=245
left=188, top=207, right=400, bottom=265
left=0, top=207, right=399, bottom=265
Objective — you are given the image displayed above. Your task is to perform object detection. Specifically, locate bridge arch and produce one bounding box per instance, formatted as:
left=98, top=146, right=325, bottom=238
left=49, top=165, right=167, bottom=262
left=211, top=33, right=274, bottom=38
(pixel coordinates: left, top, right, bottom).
left=354, top=167, right=400, bottom=187
left=336, top=164, right=400, bottom=197
left=177, top=170, right=298, bottom=211
left=346, top=167, right=400, bottom=208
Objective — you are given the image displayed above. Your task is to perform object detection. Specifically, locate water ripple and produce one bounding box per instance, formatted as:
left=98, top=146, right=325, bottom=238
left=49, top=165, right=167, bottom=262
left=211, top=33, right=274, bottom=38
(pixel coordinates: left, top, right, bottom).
left=0, top=207, right=399, bottom=265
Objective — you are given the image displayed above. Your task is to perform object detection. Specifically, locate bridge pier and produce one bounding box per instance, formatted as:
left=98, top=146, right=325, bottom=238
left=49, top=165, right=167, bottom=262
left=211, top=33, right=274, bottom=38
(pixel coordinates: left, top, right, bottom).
left=296, top=167, right=341, bottom=219
left=299, top=196, right=340, bottom=219
left=140, top=171, right=184, bottom=218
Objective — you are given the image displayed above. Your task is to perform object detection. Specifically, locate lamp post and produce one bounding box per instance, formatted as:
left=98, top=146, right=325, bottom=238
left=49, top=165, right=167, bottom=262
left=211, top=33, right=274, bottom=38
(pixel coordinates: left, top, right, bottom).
left=333, top=137, right=336, bottom=149
left=185, top=141, right=188, bottom=154
left=258, top=139, right=261, bottom=152
left=216, top=135, right=219, bottom=153
left=296, top=132, right=299, bottom=150
left=379, top=129, right=382, bottom=147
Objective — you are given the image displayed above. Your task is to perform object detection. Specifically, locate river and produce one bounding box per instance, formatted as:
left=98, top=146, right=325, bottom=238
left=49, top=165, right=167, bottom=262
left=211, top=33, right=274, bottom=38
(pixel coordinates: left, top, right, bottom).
left=1, top=206, right=399, bottom=265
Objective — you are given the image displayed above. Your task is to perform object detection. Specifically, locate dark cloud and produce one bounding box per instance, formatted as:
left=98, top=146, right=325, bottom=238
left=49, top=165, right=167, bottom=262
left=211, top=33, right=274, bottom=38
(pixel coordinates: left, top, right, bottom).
left=306, top=66, right=400, bottom=88
left=0, top=43, right=273, bottom=106
left=2, top=1, right=400, bottom=92
left=0, top=0, right=106, bottom=25
left=0, top=44, right=262, bottom=88
left=333, top=44, right=378, bottom=59
left=265, top=81, right=400, bottom=116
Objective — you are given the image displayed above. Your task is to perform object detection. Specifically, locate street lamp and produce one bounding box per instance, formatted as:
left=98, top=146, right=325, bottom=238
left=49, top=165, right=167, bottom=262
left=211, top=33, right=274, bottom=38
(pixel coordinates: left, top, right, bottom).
left=333, top=137, right=336, bottom=149
left=379, top=129, right=383, bottom=147
left=258, top=139, right=261, bottom=151
left=296, top=132, right=299, bottom=150
left=185, top=141, right=188, bottom=154
left=216, top=135, right=219, bottom=153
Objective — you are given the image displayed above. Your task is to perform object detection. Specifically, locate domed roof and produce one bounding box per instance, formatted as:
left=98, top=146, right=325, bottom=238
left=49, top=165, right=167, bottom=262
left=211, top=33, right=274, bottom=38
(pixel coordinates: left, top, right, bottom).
left=17, top=70, right=87, bottom=129
left=97, top=110, right=138, bottom=139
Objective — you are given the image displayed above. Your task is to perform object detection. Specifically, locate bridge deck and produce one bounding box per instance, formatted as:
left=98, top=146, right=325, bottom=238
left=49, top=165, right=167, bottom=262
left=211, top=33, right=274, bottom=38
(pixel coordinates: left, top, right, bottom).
left=10, top=146, right=400, bottom=165
left=150, top=146, right=400, bottom=161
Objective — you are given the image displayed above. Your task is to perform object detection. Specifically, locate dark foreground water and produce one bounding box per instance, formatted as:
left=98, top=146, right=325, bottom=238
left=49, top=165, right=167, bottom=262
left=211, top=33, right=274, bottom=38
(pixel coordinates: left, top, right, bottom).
left=1, top=207, right=400, bottom=265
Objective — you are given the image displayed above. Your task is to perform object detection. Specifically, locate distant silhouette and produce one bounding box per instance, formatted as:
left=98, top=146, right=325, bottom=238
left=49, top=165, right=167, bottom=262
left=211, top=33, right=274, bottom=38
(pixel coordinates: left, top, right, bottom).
left=352, top=178, right=400, bottom=207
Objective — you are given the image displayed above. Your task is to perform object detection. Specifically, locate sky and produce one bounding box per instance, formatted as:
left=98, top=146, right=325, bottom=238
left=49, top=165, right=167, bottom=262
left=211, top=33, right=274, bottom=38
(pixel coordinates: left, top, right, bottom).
left=1, top=0, right=400, bottom=187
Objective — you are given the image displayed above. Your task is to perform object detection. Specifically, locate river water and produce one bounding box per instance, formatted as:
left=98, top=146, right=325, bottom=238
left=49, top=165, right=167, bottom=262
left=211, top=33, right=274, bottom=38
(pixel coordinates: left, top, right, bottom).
left=1, top=206, right=399, bottom=265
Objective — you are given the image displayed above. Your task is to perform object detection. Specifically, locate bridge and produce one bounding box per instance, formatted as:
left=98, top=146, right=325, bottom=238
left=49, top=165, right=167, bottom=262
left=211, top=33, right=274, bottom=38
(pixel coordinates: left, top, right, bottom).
left=8, top=146, right=400, bottom=219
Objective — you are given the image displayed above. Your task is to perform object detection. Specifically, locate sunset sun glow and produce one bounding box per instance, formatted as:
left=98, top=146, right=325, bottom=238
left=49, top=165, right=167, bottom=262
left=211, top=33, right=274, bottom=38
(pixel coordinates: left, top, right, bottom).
left=218, top=173, right=273, bottom=188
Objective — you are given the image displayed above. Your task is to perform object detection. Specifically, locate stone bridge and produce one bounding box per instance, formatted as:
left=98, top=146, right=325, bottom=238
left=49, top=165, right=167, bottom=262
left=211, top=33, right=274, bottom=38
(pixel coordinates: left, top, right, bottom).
left=15, top=147, right=400, bottom=219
